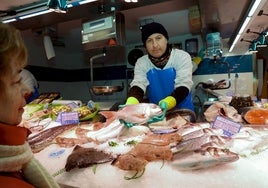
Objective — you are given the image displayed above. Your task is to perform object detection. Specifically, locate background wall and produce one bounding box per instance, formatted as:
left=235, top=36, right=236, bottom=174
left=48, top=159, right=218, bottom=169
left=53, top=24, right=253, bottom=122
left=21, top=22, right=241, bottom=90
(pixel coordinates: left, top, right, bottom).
left=21, top=18, right=255, bottom=105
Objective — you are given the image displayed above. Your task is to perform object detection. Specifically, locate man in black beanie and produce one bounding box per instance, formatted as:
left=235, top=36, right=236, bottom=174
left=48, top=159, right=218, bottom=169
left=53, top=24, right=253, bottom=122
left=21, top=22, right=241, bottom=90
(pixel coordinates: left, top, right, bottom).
left=141, top=22, right=169, bottom=45
left=126, top=22, right=195, bottom=120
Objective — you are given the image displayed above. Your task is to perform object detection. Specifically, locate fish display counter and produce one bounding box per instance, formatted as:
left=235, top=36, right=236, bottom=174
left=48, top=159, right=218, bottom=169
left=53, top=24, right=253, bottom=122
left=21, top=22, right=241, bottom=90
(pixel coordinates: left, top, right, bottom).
left=23, top=101, right=268, bottom=188
left=33, top=123, right=268, bottom=188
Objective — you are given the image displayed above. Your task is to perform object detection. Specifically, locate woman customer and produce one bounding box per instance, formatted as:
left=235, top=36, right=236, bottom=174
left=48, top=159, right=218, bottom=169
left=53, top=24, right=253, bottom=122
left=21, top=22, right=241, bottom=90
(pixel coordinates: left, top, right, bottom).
left=126, top=22, right=194, bottom=113
left=0, top=23, right=60, bottom=188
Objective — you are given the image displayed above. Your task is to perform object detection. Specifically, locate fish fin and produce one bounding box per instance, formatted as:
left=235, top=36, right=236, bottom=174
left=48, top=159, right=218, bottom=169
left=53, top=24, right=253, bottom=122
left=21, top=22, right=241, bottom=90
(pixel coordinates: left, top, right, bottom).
left=73, top=145, right=82, bottom=151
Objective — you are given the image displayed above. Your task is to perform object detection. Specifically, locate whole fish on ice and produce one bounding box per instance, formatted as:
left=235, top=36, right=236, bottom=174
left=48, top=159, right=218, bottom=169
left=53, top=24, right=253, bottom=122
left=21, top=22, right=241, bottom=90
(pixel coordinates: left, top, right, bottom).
left=171, top=147, right=239, bottom=170
left=171, top=134, right=230, bottom=154
left=100, top=103, right=163, bottom=125
left=182, top=128, right=224, bottom=141
left=65, top=145, right=114, bottom=172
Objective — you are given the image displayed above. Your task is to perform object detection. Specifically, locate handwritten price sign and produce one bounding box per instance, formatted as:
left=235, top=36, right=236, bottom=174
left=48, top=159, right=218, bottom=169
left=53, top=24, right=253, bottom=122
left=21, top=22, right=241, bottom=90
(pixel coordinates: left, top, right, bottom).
left=212, top=115, right=242, bottom=137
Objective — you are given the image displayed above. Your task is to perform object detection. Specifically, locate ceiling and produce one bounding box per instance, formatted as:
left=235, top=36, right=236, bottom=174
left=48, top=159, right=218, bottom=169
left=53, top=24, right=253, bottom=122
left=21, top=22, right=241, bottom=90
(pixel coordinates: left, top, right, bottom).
left=1, top=0, right=268, bottom=55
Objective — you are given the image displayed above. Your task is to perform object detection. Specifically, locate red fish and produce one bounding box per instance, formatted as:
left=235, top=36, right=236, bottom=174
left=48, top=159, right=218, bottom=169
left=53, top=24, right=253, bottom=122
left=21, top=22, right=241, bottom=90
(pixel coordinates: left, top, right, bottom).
left=100, top=103, right=163, bottom=125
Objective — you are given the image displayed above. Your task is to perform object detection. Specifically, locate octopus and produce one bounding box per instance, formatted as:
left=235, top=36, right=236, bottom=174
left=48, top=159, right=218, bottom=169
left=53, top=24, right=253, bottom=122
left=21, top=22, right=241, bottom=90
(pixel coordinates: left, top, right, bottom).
left=55, top=126, right=94, bottom=147
left=113, top=132, right=182, bottom=171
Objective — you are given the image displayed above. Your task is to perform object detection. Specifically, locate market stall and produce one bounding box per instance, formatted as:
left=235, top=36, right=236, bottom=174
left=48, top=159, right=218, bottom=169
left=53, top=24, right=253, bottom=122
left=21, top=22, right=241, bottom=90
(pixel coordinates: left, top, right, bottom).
left=22, top=99, right=268, bottom=188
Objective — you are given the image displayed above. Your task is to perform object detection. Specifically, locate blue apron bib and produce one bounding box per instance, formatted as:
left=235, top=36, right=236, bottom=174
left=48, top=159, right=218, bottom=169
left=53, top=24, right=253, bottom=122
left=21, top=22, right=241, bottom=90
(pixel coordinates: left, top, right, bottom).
left=146, top=68, right=194, bottom=111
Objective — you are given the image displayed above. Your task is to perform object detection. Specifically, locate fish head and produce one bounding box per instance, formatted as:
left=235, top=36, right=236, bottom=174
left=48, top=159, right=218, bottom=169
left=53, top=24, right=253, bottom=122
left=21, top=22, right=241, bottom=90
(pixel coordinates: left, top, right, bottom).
left=146, top=103, right=163, bottom=116
left=121, top=103, right=163, bottom=117
left=206, top=147, right=239, bottom=162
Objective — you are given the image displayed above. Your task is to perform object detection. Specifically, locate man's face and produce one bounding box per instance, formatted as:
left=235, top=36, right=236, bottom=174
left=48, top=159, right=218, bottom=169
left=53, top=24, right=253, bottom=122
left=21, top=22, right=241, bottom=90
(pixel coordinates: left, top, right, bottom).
left=145, top=33, right=168, bottom=58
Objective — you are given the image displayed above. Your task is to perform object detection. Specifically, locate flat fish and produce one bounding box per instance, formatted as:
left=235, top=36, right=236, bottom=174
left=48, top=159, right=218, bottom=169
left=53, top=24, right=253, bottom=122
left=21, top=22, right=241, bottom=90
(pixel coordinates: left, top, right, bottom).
left=100, top=103, right=163, bottom=125
left=65, top=145, right=114, bottom=172
left=171, top=147, right=239, bottom=170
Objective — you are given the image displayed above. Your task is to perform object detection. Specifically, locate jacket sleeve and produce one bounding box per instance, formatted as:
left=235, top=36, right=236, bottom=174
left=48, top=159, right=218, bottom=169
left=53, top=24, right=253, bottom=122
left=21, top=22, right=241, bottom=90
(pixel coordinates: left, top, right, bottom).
left=169, top=49, right=193, bottom=91
left=127, top=86, right=144, bottom=103
left=129, top=56, right=151, bottom=92
left=171, top=86, right=189, bottom=104
left=166, top=49, right=192, bottom=103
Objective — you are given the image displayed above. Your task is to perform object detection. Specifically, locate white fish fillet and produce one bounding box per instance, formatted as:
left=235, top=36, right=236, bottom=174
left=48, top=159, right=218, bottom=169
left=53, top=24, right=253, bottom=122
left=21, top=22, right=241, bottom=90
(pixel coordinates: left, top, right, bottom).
left=86, top=119, right=124, bottom=142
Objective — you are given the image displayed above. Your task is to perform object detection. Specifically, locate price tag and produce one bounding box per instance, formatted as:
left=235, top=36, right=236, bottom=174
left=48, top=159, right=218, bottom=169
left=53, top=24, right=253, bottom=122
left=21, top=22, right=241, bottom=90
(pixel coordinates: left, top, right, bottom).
left=49, top=149, right=65, bottom=158
left=60, top=112, right=79, bottom=125
left=212, top=115, right=242, bottom=137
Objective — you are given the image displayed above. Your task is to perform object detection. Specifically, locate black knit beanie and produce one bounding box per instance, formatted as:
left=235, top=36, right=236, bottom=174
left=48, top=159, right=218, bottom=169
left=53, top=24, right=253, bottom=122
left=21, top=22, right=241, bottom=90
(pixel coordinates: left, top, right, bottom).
left=141, top=22, right=169, bottom=45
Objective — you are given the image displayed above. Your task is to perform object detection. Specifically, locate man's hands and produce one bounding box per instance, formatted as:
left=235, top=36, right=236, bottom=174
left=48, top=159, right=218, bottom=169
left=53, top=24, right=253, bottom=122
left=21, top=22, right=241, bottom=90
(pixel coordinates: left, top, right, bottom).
left=118, top=96, right=139, bottom=109
left=159, top=96, right=176, bottom=111
left=147, top=96, right=176, bottom=124
left=120, top=96, right=176, bottom=126
left=125, top=97, right=139, bottom=105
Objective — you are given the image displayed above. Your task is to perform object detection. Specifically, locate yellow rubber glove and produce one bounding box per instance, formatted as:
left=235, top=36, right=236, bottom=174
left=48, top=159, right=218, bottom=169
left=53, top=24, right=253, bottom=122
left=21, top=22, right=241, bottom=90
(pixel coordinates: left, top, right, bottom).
left=159, top=96, right=176, bottom=111
left=192, top=48, right=204, bottom=72
left=125, top=96, right=139, bottom=105
left=193, top=56, right=202, bottom=65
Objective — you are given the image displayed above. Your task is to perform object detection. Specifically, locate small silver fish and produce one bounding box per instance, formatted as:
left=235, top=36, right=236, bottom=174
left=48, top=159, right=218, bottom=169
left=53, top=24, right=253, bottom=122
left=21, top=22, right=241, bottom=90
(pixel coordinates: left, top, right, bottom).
left=171, top=147, right=239, bottom=170
left=100, top=103, right=163, bottom=125
left=171, top=135, right=230, bottom=154
left=182, top=128, right=224, bottom=141
left=177, top=123, right=210, bottom=136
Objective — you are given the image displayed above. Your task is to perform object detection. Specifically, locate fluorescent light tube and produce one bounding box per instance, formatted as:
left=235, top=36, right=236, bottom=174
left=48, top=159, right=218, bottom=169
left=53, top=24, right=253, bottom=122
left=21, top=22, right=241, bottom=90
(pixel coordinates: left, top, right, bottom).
left=79, top=0, right=97, bottom=5
left=248, top=0, right=262, bottom=16
left=229, top=0, right=264, bottom=52
left=19, top=9, right=52, bottom=19
left=2, top=18, right=17, bottom=23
